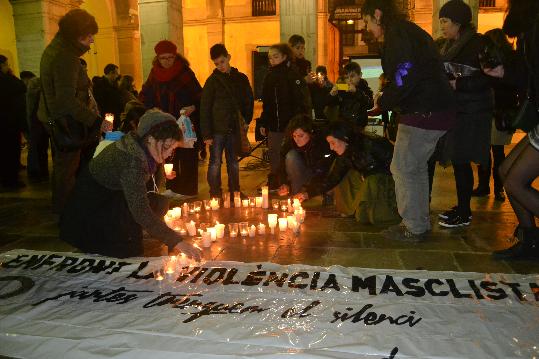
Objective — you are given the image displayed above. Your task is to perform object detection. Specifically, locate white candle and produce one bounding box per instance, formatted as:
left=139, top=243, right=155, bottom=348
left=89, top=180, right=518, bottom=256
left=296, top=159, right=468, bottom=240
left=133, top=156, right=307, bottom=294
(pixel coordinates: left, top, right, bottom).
left=293, top=198, right=301, bottom=210
left=104, top=113, right=114, bottom=126
left=202, top=232, right=212, bottom=247
left=210, top=198, right=220, bottom=210
left=182, top=203, right=189, bottom=217
left=223, top=193, right=231, bottom=208
left=295, top=208, right=305, bottom=223
left=287, top=215, right=295, bottom=228
left=240, top=222, right=249, bottom=237
left=179, top=228, right=187, bottom=236
left=278, top=218, right=288, bottom=231
left=249, top=197, right=256, bottom=207
left=249, top=225, right=256, bottom=237
left=255, top=196, right=263, bottom=208
left=164, top=163, right=173, bottom=176
left=258, top=223, right=266, bottom=235
left=261, top=186, right=269, bottom=209
left=208, top=227, right=217, bottom=241
left=242, top=199, right=249, bottom=208
left=170, top=207, right=182, bottom=218
left=186, top=220, right=197, bottom=236
left=228, top=223, right=238, bottom=238
left=268, top=214, right=277, bottom=234
left=215, top=223, right=225, bottom=238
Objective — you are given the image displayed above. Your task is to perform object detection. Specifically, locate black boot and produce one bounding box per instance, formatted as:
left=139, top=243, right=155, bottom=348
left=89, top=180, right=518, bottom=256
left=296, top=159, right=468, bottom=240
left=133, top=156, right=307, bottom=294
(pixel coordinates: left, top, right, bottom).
left=471, top=187, right=489, bottom=197
left=492, top=227, right=539, bottom=260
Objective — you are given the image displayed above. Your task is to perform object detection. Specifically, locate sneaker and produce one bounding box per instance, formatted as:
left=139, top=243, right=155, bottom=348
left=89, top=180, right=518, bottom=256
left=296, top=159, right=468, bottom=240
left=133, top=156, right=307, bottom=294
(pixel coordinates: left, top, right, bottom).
left=471, top=187, right=489, bottom=197
left=438, top=214, right=471, bottom=228
left=438, top=207, right=472, bottom=220
left=382, top=224, right=428, bottom=242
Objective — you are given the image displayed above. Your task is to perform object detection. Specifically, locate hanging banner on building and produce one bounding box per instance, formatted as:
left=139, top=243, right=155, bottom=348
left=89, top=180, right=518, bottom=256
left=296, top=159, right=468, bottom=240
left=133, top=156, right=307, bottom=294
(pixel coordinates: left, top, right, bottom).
left=1, top=250, right=538, bottom=358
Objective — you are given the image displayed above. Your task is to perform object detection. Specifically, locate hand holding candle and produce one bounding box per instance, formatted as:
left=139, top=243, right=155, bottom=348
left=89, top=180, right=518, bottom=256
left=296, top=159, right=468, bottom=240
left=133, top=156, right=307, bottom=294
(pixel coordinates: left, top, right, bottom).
left=164, top=163, right=174, bottom=179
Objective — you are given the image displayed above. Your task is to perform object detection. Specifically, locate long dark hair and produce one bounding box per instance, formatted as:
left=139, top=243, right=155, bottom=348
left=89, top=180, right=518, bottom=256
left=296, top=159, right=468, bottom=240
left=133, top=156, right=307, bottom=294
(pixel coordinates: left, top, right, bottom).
left=361, top=0, right=406, bottom=28
left=269, top=43, right=293, bottom=63
left=503, top=0, right=539, bottom=37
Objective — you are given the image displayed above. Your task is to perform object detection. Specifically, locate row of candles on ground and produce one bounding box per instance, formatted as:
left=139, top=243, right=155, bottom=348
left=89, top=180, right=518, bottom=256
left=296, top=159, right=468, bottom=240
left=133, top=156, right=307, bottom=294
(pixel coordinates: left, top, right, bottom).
left=171, top=197, right=305, bottom=216
left=164, top=209, right=306, bottom=247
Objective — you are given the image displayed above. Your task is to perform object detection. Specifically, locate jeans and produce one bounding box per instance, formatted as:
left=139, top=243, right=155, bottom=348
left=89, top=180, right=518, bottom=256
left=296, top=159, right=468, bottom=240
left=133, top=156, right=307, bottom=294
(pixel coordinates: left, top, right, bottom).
left=390, top=124, right=446, bottom=234
left=285, top=149, right=313, bottom=194
left=207, top=133, right=240, bottom=196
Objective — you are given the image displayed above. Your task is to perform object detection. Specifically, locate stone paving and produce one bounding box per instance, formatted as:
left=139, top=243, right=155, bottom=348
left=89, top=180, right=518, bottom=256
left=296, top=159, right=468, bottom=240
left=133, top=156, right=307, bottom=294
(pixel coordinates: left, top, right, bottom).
left=1, top=141, right=539, bottom=275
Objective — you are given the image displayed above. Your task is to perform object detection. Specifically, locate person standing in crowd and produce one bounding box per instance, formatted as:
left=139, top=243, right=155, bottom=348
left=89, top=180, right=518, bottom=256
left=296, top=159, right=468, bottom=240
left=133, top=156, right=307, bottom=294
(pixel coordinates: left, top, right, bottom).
left=60, top=109, right=201, bottom=260
left=361, top=0, right=456, bottom=241
left=483, top=0, right=539, bottom=260
left=310, top=65, right=334, bottom=120
left=276, top=114, right=333, bottom=196
left=294, top=120, right=400, bottom=225
left=259, top=43, right=311, bottom=190
left=0, top=55, right=27, bottom=190
left=93, top=63, right=123, bottom=129
left=200, top=44, right=254, bottom=198
left=288, top=34, right=315, bottom=83
left=328, top=62, right=374, bottom=129
left=22, top=71, right=50, bottom=182
left=436, top=0, right=494, bottom=228
left=139, top=40, right=202, bottom=197
left=118, top=74, right=138, bottom=109
left=38, top=9, right=106, bottom=214
left=472, top=29, right=517, bottom=202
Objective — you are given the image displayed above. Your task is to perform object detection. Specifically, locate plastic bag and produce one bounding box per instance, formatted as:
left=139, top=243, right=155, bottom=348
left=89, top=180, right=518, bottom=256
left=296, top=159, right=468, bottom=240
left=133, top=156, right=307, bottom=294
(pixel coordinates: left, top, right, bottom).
left=177, top=114, right=197, bottom=148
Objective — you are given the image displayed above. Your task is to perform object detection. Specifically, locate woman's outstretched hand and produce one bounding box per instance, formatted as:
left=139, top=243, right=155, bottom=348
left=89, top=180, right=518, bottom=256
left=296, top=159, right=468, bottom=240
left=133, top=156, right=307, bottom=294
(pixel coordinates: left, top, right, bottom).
left=173, top=241, right=202, bottom=262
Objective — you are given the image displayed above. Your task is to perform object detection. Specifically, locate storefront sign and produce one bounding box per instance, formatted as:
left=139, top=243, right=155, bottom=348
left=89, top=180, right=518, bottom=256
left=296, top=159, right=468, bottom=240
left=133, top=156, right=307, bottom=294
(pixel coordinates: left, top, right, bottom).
left=1, top=250, right=538, bottom=358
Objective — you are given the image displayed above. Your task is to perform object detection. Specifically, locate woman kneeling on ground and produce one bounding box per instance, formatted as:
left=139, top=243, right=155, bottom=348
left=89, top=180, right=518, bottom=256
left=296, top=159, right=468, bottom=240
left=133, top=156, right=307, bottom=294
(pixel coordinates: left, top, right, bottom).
left=295, top=121, right=400, bottom=225
left=277, top=114, right=334, bottom=197
left=60, top=109, right=202, bottom=260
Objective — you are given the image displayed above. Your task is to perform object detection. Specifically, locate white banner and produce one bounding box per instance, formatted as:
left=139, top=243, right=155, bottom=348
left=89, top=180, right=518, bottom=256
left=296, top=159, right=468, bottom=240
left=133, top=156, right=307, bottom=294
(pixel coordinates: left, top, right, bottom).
left=1, top=250, right=538, bottom=358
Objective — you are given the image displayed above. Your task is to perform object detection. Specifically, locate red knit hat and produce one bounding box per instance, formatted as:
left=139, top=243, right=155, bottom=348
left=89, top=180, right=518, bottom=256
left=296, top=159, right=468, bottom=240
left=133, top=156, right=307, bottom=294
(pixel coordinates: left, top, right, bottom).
left=154, top=40, right=177, bottom=55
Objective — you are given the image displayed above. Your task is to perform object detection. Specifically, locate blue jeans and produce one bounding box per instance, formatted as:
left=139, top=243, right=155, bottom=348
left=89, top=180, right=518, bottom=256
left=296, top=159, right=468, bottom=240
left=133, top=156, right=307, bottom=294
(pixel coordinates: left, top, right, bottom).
left=285, top=149, right=313, bottom=194
left=207, top=134, right=240, bottom=196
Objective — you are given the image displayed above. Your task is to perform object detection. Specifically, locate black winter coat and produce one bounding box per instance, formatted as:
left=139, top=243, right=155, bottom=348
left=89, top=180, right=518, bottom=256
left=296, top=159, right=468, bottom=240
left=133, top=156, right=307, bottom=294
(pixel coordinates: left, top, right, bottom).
left=278, top=132, right=334, bottom=188
left=379, top=19, right=455, bottom=114
left=260, top=61, right=311, bottom=132
left=200, top=67, right=254, bottom=139
left=0, top=71, right=26, bottom=130
left=329, top=79, right=374, bottom=127
left=93, top=76, right=124, bottom=129
left=306, top=134, right=393, bottom=197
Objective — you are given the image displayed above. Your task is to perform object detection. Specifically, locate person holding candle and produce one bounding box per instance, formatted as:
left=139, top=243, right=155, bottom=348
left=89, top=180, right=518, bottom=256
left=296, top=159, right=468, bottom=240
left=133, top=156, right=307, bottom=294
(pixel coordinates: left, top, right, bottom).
left=139, top=40, right=202, bottom=198
left=277, top=114, right=334, bottom=197
left=60, top=109, right=201, bottom=261
left=295, top=121, right=400, bottom=226
left=92, top=64, right=123, bottom=130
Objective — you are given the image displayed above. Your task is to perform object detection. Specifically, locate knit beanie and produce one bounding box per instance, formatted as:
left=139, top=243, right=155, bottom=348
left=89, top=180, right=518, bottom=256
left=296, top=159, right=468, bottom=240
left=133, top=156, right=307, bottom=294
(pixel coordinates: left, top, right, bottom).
left=439, top=0, right=472, bottom=25
left=154, top=40, right=177, bottom=55
left=136, top=109, right=178, bottom=138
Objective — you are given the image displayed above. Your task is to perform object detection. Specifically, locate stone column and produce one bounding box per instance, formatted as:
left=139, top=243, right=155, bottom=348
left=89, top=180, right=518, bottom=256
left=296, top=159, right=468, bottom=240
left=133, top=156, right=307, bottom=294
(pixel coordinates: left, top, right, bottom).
left=432, top=0, right=479, bottom=39
left=9, top=0, right=80, bottom=74
left=138, top=0, right=184, bottom=80
left=280, top=0, right=317, bottom=67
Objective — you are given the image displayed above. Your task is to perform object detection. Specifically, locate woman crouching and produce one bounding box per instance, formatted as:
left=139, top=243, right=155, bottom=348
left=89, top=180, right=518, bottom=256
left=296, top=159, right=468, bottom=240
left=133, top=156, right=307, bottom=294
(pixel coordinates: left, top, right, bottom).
left=60, top=109, right=201, bottom=260
left=297, top=121, right=400, bottom=225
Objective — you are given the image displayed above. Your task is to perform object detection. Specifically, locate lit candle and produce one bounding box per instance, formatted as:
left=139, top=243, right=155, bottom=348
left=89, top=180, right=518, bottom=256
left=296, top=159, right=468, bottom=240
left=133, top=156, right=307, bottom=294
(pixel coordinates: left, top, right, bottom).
left=234, top=192, right=242, bottom=208
left=210, top=198, right=220, bottom=210
left=293, top=198, right=301, bottom=210
left=278, top=218, right=288, bottom=231
left=287, top=199, right=293, bottom=213
left=295, top=208, right=305, bottom=223
left=290, top=218, right=300, bottom=234
left=258, top=223, right=266, bottom=235
left=154, top=269, right=164, bottom=281
left=240, top=222, right=249, bottom=237
left=186, top=220, right=197, bottom=236
left=249, top=225, right=256, bottom=237
left=268, top=214, right=277, bottom=234
left=249, top=197, right=256, bottom=207
left=179, top=228, right=187, bottom=236
left=242, top=199, right=249, bottom=208
left=104, top=113, right=114, bottom=127
left=215, top=223, right=226, bottom=238
left=208, top=227, right=217, bottom=241
left=223, top=193, right=231, bottom=208
left=170, top=207, right=182, bottom=218
left=255, top=196, right=263, bottom=208
left=202, top=232, right=212, bottom=247
left=287, top=215, right=296, bottom=228
left=165, top=261, right=175, bottom=274
left=272, top=200, right=280, bottom=210
left=228, top=223, right=238, bottom=238
left=261, top=186, right=269, bottom=209
left=182, top=203, right=189, bottom=217
left=164, top=163, right=173, bottom=176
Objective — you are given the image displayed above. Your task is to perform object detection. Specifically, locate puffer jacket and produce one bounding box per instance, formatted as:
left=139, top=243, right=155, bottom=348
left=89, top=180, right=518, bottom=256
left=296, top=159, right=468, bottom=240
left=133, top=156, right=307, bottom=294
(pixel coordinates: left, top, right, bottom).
left=38, top=33, right=100, bottom=128
left=200, top=67, right=254, bottom=139
left=89, top=133, right=181, bottom=248
left=260, top=61, right=311, bottom=132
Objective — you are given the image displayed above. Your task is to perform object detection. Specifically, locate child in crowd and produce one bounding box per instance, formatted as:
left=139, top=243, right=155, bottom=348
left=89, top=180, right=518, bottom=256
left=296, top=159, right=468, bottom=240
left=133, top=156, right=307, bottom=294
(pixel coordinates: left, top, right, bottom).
left=329, top=62, right=374, bottom=129
left=288, top=34, right=315, bottom=84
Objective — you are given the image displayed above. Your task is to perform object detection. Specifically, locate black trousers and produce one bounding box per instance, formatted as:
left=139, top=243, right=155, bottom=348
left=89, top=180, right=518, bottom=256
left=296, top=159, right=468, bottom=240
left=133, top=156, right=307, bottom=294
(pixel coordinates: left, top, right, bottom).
left=476, top=145, right=505, bottom=192
left=453, top=162, right=473, bottom=217
left=0, top=122, right=22, bottom=186
left=27, top=117, right=50, bottom=179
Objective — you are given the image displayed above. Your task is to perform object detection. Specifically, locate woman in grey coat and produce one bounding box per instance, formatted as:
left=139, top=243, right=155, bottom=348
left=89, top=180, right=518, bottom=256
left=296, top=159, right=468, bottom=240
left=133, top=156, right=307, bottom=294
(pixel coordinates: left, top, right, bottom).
left=60, top=109, right=201, bottom=260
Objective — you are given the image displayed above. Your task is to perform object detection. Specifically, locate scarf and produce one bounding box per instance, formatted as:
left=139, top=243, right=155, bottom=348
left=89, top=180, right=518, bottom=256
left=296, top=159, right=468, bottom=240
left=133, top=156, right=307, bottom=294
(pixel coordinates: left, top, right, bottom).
left=439, top=26, right=477, bottom=62
left=149, top=60, right=184, bottom=83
